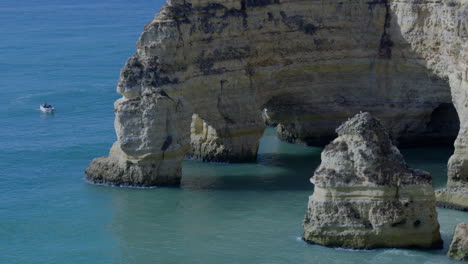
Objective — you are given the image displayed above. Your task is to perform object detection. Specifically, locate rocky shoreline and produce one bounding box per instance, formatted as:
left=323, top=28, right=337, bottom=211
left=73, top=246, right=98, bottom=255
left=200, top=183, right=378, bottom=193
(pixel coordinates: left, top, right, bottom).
left=85, top=0, right=467, bottom=260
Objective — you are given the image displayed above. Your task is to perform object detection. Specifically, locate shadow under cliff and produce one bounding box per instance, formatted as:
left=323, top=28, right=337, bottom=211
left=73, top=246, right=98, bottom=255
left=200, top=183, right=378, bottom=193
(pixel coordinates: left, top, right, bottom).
left=180, top=152, right=321, bottom=191
left=180, top=127, right=321, bottom=191
left=261, top=0, right=460, bottom=150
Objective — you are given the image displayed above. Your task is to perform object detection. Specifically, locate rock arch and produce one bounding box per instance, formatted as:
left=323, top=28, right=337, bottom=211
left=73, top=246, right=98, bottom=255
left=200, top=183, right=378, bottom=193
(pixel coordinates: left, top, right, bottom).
left=427, top=103, right=460, bottom=139
left=86, top=0, right=467, bottom=198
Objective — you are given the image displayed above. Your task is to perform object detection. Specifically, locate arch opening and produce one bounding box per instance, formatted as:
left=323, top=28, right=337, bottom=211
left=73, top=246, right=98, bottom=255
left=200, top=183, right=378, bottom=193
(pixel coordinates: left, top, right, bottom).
left=426, top=103, right=460, bottom=143
left=398, top=103, right=460, bottom=147
left=260, top=94, right=341, bottom=147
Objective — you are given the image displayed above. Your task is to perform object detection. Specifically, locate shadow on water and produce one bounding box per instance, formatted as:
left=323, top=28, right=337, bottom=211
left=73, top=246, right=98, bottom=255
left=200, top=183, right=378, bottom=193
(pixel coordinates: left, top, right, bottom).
left=181, top=129, right=323, bottom=191
left=39, top=111, right=55, bottom=119
left=180, top=126, right=454, bottom=192
left=181, top=152, right=321, bottom=191
left=400, top=146, right=454, bottom=189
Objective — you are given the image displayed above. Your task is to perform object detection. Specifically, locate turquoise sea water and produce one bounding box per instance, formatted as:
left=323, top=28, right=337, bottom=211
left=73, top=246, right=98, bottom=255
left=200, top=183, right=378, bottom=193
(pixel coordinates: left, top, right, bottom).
left=1, top=1, right=467, bottom=263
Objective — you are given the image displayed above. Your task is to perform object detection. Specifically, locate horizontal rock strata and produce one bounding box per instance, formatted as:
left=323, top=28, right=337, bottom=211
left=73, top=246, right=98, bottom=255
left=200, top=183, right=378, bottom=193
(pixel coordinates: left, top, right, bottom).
left=303, top=112, right=442, bottom=249
left=394, top=0, right=468, bottom=211
left=86, top=95, right=192, bottom=186
left=86, top=0, right=467, bottom=187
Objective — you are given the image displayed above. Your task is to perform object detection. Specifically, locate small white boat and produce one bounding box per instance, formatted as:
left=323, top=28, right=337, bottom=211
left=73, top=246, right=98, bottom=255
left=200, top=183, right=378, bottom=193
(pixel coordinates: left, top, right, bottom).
left=40, top=103, right=54, bottom=113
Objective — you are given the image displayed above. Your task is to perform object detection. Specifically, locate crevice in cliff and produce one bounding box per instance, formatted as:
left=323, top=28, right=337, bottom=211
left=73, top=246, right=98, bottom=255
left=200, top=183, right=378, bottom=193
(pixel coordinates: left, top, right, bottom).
left=279, top=11, right=317, bottom=35
left=377, top=0, right=393, bottom=59
left=217, top=80, right=235, bottom=125
left=240, top=0, right=248, bottom=28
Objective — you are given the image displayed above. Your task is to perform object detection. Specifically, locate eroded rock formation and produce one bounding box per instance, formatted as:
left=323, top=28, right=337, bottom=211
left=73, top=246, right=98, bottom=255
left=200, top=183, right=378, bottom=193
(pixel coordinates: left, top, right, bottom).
left=448, top=223, right=468, bottom=261
left=86, top=0, right=467, bottom=187
left=303, top=112, right=442, bottom=249
left=86, top=95, right=192, bottom=186
left=392, top=0, right=468, bottom=211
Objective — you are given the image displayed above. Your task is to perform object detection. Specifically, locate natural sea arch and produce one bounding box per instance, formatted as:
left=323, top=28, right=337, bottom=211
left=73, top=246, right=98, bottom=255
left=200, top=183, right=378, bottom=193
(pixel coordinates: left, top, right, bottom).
left=85, top=0, right=467, bottom=209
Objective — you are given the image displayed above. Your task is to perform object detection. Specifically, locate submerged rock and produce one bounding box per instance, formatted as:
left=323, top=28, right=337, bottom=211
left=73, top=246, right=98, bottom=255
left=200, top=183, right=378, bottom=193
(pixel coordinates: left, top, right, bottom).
left=303, top=112, right=442, bottom=249
left=448, top=223, right=468, bottom=261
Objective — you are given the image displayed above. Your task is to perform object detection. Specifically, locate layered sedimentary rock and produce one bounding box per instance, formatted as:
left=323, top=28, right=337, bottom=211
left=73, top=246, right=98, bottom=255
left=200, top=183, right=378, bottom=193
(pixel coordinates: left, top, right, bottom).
left=391, top=0, right=468, bottom=211
left=86, top=0, right=467, bottom=187
left=448, top=223, right=468, bottom=261
left=86, top=94, right=192, bottom=186
left=303, top=112, right=442, bottom=249
left=187, top=114, right=256, bottom=161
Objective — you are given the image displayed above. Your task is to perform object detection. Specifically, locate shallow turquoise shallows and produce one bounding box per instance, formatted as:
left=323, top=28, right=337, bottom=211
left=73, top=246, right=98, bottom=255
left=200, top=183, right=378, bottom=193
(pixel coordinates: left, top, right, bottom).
left=1, top=1, right=467, bottom=263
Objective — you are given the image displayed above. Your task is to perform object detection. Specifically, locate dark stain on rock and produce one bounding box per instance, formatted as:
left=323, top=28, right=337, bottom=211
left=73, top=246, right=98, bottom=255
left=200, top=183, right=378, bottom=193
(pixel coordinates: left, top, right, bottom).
left=279, top=12, right=317, bottom=35
left=325, top=140, right=348, bottom=153
left=121, top=56, right=181, bottom=88
left=363, top=220, right=373, bottom=229
left=447, top=1, right=458, bottom=7
left=197, top=57, right=222, bottom=75
left=391, top=219, right=407, bottom=227
left=366, top=0, right=387, bottom=9
left=377, top=0, right=393, bottom=58
left=142, top=57, right=180, bottom=87
left=197, top=46, right=250, bottom=75
left=267, top=12, right=274, bottom=21
left=217, top=80, right=236, bottom=125
left=161, top=136, right=173, bottom=151
left=121, top=55, right=143, bottom=87
left=172, top=2, right=248, bottom=35
left=246, top=0, right=280, bottom=8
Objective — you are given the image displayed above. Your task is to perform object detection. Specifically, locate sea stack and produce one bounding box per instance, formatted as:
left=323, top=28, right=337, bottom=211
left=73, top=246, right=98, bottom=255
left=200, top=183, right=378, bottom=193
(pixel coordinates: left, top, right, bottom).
left=303, top=112, right=442, bottom=249
left=448, top=223, right=468, bottom=261
left=85, top=0, right=467, bottom=187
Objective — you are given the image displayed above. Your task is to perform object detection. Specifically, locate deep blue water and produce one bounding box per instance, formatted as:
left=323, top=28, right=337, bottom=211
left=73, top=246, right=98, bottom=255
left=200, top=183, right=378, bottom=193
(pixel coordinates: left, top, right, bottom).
left=1, top=1, right=467, bottom=263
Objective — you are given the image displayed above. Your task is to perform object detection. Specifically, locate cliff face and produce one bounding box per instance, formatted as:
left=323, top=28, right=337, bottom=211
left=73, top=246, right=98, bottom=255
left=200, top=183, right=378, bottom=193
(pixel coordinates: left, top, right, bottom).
left=390, top=0, right=468, bottom=210
left=303, top=112, right=442, bottom=249
left=86, top=0, right=467, bottom=187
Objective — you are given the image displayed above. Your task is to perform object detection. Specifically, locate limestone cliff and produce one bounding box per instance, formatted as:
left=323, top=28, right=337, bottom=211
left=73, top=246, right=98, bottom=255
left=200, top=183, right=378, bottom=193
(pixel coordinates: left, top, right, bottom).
left=86, top=0, right=467, bottom=187
left=389, top=0, right=468, bottom=211
left=448, top=223, right=468, bottom=261
left=303, top=112, right=442, bottom=249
